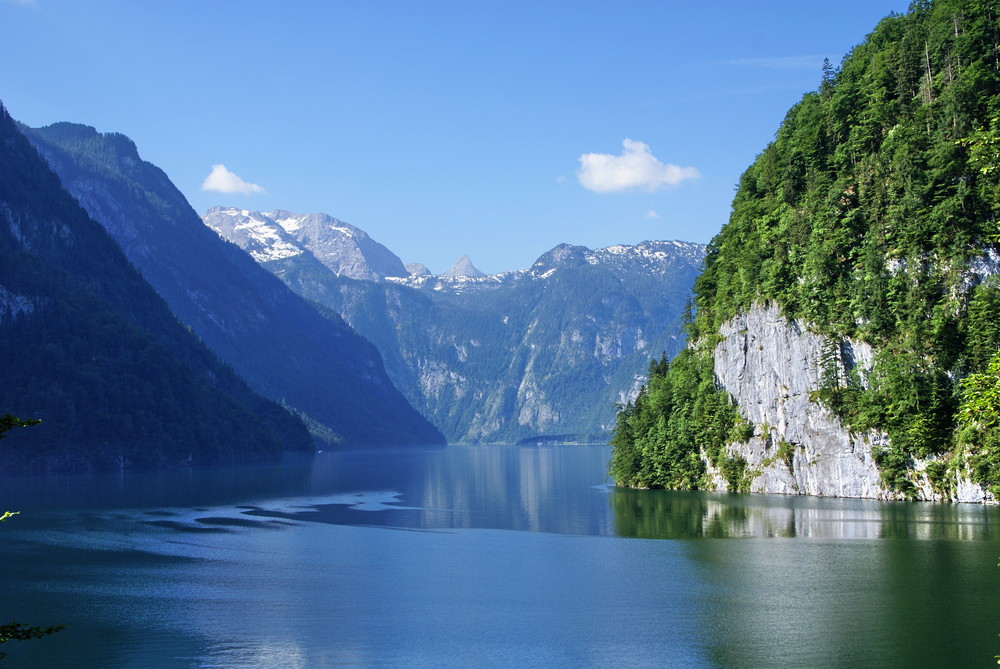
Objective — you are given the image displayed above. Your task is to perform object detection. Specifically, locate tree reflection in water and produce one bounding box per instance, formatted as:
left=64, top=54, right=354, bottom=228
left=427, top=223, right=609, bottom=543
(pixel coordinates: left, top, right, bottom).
left=610, top=487, right=1000, bottom=541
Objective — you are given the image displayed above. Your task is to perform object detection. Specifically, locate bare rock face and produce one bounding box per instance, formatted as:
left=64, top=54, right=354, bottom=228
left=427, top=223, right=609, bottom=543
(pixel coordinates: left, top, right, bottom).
left=710, top=304, right=993, bottom=503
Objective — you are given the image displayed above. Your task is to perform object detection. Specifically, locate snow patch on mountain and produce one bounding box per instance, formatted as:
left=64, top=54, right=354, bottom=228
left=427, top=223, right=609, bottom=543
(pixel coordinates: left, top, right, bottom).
left=391, top=240, right=706, bottom=295
left=203, top=207, right=408, bottom=282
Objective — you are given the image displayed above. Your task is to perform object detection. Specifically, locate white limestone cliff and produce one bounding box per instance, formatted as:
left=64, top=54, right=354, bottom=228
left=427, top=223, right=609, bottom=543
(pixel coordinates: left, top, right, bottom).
left=708, top=303, right=994, bottom=503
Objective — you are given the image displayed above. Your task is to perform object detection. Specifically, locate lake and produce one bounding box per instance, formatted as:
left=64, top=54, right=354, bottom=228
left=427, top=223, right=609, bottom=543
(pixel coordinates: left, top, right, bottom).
left=1, top=444, right=998, bottom=668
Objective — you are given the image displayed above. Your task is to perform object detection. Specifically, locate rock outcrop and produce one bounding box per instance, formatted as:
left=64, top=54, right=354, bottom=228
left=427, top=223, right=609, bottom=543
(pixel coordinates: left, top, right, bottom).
left=709, top=304, right=993, bottom=503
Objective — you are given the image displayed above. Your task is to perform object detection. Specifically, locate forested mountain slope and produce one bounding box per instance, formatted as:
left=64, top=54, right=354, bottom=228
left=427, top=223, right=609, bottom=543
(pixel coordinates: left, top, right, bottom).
left=611, top=0, right=1000, bottom=502
left=21, top=123, right=444, bottom=448
left=0, top=104, right=313, bottom=469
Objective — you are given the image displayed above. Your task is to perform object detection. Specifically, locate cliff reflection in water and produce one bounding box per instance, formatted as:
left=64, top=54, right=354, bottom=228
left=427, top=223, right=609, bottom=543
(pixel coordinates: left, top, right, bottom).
left=611, top=487, right=1000, bottom=540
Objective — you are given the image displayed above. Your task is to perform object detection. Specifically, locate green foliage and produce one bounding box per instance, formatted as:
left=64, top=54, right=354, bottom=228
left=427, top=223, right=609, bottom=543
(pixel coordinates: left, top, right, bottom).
left=872, top=445, right=919, bottom=499
left=0, top=622, right=65, bottom=661
left=0, top=415, right=40, bottom=439
left=957, top=349, right=1000, bottom=496
left=718, top=453, right=753, bottom=493
left=612, top=0, right=1000, bottom=495
left=609, top=347, right=743, bottom=490
left=776, top=439, right=796, bottom=473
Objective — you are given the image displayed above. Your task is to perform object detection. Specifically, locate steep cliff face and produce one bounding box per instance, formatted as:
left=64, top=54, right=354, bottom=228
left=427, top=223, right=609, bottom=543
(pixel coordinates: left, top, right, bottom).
left=708, top=304, right=993, bottom=503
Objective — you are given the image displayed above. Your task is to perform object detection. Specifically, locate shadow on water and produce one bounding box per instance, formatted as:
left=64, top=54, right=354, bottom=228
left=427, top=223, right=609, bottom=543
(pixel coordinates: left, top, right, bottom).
left=241, top=445, right=618, bottom=536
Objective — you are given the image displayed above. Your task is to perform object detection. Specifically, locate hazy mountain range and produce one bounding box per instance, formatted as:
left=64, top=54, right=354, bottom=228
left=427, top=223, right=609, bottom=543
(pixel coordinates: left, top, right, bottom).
left=204, top=207, right=705, bottom=443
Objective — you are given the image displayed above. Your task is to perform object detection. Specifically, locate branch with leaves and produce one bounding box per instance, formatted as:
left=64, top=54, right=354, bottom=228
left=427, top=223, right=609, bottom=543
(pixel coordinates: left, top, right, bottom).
left=0, top=414, right=61, bottom=660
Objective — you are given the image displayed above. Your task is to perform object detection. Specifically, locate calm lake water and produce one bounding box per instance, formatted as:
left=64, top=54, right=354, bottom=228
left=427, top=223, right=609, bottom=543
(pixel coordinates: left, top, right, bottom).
left=1, top=444, right=998, bottom=668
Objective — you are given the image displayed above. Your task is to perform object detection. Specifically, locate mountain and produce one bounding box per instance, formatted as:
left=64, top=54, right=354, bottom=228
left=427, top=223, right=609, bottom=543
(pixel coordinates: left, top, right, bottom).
left=203, top=207, right=705, bottom=444
left=0, top=103, right=313, bottom=470
left=610, top=0, right=1000, bottom=502
left=405, top=262, right=431, bottom=277
left=204, top=207, right=408, bottom=282
left=441, top=255, right=485, bottom=278
left=22, top=125, right=444, bottom=449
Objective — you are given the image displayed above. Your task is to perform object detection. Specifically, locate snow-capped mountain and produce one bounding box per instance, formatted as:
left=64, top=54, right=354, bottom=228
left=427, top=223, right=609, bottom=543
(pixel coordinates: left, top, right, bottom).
left=405, top=262, right=431, bottom=277
left=207, top=207, right=707, bottom=443
left=203, top=207, right=408, bottom=282
left=389, top=240, right=706, bottom=296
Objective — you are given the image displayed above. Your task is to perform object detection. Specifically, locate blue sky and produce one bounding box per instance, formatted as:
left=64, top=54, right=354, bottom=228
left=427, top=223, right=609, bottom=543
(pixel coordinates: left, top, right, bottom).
left=2, top=0, right=910, bottom=275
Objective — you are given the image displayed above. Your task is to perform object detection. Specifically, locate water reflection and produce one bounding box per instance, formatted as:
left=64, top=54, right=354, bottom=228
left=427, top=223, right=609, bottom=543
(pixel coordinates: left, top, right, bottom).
left=682, top=518, right=1000, bottom=668
left=612, top=487, right=1000, bottom=540
left=3, top=445, right=1000, bottom=668
left=10, top=446, right=997, bottom=544
left=251, top=445, right=617, bottom=537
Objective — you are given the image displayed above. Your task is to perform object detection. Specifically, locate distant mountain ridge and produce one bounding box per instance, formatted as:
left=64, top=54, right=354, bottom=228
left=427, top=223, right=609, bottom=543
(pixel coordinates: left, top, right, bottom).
left=23, top=124, right=444, bottom=449
left=203, top=208, right=706, bottom=443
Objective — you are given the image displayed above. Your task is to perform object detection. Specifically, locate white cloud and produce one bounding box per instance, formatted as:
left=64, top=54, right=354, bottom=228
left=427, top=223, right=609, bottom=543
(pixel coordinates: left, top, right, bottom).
left=201, top=164, right=266, bottom=195
left=646, top=210, right=660, bottom=219
left=577, top=139, right=699, bottom=193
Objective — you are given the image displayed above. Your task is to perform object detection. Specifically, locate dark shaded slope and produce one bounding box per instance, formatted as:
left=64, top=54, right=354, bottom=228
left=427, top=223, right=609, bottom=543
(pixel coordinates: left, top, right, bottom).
left=22, top=122, right=443, bottom=448
left=0, top=104, right=312, bottom=470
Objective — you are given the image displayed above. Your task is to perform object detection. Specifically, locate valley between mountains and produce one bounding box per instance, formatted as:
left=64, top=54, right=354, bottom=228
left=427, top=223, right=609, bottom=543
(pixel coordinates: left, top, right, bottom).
left=0, top=111, right=703, bottom=467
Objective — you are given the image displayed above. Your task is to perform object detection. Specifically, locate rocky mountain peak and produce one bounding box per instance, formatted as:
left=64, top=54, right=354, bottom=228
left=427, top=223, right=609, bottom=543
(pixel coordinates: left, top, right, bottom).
left=405, top=262, right=431, bottom=277
left=442, top=254, right=485, bottom=278
left=203, top=208, right=408, bottom=282
left=530, top=244, right=588, bottom=274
